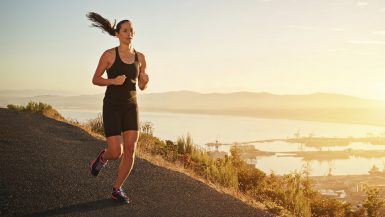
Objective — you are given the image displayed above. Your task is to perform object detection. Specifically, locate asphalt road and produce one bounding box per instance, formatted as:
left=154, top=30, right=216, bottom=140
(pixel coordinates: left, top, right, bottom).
left=0, top=108, right=270, bottom=217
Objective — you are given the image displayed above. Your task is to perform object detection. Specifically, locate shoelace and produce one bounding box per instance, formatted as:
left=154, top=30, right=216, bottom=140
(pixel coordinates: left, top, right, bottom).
left=115, top=188, right=127, bottom=198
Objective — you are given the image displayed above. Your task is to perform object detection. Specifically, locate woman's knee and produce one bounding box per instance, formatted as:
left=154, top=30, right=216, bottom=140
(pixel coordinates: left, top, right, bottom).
left=110, top=151, right=123, bottom=160
left=105, top=148, right=122, bottom=160
left=106, top=135, right=123, bottom=160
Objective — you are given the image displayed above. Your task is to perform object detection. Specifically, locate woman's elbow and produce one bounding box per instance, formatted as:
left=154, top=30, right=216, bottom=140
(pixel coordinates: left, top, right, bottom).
left=92, top=77, right=98, bottom=85
left=139, top=85, right=147, bottom=91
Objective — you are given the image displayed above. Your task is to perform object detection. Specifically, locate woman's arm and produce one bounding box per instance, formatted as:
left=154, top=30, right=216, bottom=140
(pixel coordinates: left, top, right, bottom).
left=92, top=50, right=126, bottom=86
left=137, top=52, right=149, bottom=90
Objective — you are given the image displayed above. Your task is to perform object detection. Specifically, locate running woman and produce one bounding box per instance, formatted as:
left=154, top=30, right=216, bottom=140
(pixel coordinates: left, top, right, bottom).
left=87, top=12, right=149, bottom=204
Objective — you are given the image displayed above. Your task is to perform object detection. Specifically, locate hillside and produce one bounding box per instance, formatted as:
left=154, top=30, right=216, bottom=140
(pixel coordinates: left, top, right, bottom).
left=0, top=108, right=269, bottom=217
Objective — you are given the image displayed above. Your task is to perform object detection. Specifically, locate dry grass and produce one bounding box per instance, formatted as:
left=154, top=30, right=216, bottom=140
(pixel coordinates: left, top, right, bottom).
left=136, top=149, right=266, bottom=211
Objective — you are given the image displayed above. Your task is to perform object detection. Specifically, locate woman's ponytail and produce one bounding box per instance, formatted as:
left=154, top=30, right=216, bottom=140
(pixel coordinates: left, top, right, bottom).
left=86, top=12, right=116, bottom=36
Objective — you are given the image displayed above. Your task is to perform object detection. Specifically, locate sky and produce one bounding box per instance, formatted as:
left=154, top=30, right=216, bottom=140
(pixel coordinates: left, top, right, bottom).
left=1, top=0, right=385, bottom=100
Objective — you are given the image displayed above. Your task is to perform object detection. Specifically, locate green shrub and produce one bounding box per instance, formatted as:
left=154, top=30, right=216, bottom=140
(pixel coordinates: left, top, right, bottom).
left=164, top=140, right=178, bottom=162
left=237, top=165, right=265, bottom=193
left=213, top=157, right=238, bottom=189
left=7, top=104, right=24, bottom=111
left=363, top=185, right=385, bottom=217
left=264, top=200, right=294, bottom=217
left=310, top=196, right=351, bottom=217
left=7, top=101, right=63, bottom=120
left=87, top=113, right=104, bottom=136
left=137, top=132, right=166, bottom=155
left=255, top=173, right=312, bottom=217
left=177, top=133, right=193, bottom=155
left=230, top=145, right=244, bottom=168
left=191, top=148, right=211, bottom=176
left=140, top=121, right=154, bottom=135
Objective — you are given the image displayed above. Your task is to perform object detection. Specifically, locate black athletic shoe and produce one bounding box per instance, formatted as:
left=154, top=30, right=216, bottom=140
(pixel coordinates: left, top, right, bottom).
left=90, top=149, right=107, bottom=177
left=111, top=188, right=130, bottom=204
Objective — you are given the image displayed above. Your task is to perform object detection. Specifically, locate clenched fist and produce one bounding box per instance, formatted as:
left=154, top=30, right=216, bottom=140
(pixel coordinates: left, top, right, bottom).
left=139, top=72, right=149, bottom=84
left=114, top=75, right=126, bottom=85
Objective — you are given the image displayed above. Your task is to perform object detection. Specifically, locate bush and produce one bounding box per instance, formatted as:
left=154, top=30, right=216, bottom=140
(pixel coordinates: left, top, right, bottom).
left=140, top=121, right=154, bottom=135
left=310, top=195, right=350, bottom=217
left=255, top=173, right=312, bottom=217
left=264, top=200, right=294, bottom=217
left=230, top=145, right=244, bottom=168
left=177, top=133, right=193, bottom=155
left=7, top=104, right=24, bottom=111
left=87, top=113, right=104, bottom=136
left=7, top=101, right=64, bottom=120
left=191, top=148, right=210, bottom=175
left=164, top=140, right=178, bottom=162
left=137, top=133, right=166, bottom=155
left=237, top=165, right=265, bottom=193
left=363, top=185, right=385, bottom=217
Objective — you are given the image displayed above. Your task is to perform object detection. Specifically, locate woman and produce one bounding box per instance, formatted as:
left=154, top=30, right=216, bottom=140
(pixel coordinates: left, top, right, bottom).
left=87, top=12, right=149, bottom=204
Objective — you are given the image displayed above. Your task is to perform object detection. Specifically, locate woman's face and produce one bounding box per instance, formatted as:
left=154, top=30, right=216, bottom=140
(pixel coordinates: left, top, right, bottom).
left=116, top=22, right=134, bottom=44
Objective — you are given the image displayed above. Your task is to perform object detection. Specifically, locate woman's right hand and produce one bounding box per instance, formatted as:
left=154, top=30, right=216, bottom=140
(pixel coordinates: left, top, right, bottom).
left=113, top=75, right=126, bottom=85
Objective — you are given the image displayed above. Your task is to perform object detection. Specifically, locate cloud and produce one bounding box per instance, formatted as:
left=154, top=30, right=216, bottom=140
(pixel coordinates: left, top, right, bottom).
left=356, top=1, right=368, bottom=7
left=348, top=40, right=385, bottom=45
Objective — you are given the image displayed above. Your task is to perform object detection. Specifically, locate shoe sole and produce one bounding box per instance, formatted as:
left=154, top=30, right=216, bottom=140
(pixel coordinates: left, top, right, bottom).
left=111, top=196, right=130, bottom=204
left=89, top=159, right=98, bottom=176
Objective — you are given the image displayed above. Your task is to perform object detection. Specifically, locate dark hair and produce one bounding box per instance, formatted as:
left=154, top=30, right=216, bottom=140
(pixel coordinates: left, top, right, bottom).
left=86, top=12, right=130, bottom=36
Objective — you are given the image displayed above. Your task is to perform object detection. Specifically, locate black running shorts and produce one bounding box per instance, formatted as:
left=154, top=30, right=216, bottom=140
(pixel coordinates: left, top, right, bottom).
left=102, top=103, right=139, bottom=137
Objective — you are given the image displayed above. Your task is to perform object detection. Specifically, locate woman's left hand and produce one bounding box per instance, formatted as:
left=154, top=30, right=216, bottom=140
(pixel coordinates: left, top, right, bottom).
left=137, top=52, right=148, bottom=90
left=139, top=72, right=149, bottom=84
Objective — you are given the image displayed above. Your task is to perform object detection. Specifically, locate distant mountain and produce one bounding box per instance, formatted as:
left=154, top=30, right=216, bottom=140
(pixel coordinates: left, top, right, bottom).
left=136, top=91, right=385, bottom=126
left=1, top=90, right=385, bottom=126
left=137, top=91, right=384, bottom=110
left=0, top=93, right=104, bottom=110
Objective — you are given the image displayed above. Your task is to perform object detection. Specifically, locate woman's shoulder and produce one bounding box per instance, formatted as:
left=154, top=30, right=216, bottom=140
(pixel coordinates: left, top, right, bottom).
left=103, top=47, right=116, bottom=56
left=135, top=50, right=146, bottom=61
left=100, top=48, right=116, bottom=60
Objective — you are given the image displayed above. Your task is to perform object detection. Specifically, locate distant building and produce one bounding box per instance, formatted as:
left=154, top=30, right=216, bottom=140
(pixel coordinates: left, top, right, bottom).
left=318, top=189, right=347, bottom=199
left=368, top=165, right=385, bottom=176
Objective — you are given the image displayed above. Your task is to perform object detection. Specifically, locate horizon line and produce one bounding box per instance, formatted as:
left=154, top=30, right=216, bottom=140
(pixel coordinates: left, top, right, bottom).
left=1, top=88, right=383, bottom=101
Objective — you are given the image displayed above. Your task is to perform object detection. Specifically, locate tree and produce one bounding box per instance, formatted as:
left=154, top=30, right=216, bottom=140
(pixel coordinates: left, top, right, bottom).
left=230, top=145, right=244, bottom=168
left=363, top=185, right=385, bottom=217
left=140, top=121, right=154, bottom=135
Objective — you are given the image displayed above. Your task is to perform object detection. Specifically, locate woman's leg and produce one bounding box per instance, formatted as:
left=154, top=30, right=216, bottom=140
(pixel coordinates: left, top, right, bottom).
left=90, top=135, right=123, bottom=177
left=113, top=130, right=139, bottom=189
left=102, top=135, right=123, bottom=161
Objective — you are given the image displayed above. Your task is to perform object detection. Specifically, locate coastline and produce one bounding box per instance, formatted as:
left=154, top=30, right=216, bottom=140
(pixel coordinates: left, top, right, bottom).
left=140, top=107, right=385, bottom=128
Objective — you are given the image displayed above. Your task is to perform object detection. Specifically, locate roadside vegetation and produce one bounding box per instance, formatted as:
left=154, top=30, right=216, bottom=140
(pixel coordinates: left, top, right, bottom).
left=7, top=101, right=64, bottom=121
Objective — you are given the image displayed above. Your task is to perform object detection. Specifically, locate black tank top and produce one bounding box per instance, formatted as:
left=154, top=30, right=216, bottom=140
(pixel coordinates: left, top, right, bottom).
left=103, top=47, right=140, bottom=105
